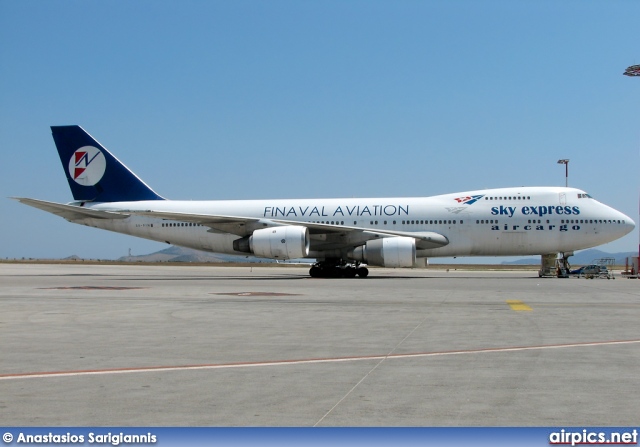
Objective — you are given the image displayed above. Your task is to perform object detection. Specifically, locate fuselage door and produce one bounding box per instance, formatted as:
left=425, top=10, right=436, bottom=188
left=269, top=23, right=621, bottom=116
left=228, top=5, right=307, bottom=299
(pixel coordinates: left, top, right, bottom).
left=559, top=193, right=567, bottom=205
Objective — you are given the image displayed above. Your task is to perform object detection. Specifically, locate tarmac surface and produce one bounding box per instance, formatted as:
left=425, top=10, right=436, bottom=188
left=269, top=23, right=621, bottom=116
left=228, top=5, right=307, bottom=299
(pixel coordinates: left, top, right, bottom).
left=1, top=263, right=639, bottom=426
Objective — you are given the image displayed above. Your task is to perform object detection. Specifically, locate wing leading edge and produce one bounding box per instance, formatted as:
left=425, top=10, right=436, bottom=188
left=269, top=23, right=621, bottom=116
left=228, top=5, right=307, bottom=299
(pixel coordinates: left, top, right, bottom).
left=122, top=209, right=449, bottom=250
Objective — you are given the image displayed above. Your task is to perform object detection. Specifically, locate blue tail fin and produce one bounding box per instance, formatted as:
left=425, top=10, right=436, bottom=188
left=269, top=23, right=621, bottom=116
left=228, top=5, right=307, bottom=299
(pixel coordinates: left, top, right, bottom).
left=51, top=126, right=164, bottom=202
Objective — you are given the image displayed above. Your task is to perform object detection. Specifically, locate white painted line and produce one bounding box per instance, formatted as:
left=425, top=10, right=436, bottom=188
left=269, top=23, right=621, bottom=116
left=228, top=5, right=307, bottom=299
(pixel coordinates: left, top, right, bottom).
left=1, top=339, right=638, bottom=381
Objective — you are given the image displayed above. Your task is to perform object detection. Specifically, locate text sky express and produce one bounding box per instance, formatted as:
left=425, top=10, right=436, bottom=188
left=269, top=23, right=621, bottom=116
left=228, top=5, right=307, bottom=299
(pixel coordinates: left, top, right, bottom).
left=492, top=205, right=580, bottom=218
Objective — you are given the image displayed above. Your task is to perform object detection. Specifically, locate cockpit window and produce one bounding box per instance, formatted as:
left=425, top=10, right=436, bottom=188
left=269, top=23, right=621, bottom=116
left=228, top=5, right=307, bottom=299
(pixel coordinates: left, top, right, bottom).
left=577, top=193, right=592, bottom=199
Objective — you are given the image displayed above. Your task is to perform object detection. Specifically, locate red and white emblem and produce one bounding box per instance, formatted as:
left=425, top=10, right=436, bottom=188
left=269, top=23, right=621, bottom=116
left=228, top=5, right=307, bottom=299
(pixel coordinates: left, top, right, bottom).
left=68, top=146, right=106, bottom=186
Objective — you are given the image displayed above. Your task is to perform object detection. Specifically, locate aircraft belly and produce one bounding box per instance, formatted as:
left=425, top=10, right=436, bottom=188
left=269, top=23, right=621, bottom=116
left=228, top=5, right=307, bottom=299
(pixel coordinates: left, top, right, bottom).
left=496, top=231, right=529, bottom=255
left=156, top=227, right=239, bottom=254
left=199, top=232, right=238, bottom=253
left=309, top=232, right=360, bottom=251
left=79, top=217, right=135, bottom=236
left=310, top=242, right=351, bottom=251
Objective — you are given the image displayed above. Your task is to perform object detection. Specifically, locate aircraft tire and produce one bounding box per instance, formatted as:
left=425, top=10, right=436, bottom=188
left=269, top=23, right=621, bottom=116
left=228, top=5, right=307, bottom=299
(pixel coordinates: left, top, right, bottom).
left=310, top=264, right=365, bottom=278
left=344, top=267, right=357, bottom=278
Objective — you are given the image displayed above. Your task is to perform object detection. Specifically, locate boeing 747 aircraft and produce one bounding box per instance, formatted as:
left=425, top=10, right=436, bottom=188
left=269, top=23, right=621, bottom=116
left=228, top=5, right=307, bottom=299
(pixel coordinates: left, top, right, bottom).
left=15, top=126, right=635, bottom=277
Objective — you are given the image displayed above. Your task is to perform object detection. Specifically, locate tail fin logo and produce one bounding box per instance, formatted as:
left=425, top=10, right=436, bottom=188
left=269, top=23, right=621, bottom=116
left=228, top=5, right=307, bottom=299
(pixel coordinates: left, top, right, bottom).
left=68, top=146, right=106, bottom=186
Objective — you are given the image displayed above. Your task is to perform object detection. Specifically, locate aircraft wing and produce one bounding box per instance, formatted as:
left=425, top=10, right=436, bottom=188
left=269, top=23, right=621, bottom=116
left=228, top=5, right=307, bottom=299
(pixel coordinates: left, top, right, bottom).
left=13, top=198, right=130, bottom=221
left=13, top=201, right=448, bottom=250
left=274, top=219, right=449, bottom=249
left=125, top=210, right=449, bottom=249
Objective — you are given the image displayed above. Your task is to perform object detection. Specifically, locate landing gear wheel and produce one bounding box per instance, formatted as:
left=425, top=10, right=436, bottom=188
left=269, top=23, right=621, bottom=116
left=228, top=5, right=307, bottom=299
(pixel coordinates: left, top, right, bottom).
left=344, top=266, right=357, bottom=278
left=308, top=262, right=367, bottom=278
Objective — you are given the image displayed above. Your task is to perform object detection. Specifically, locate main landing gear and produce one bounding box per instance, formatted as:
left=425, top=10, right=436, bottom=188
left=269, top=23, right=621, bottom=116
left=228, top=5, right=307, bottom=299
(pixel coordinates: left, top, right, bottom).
left=309, top=260, right=369, bottom=278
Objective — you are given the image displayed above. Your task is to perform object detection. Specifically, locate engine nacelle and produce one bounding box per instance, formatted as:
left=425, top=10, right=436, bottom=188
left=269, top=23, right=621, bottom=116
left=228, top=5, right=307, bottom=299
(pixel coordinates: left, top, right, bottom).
left=348, top=237, right=416, bottom=268
left=233, top=226, right=310, bottom=260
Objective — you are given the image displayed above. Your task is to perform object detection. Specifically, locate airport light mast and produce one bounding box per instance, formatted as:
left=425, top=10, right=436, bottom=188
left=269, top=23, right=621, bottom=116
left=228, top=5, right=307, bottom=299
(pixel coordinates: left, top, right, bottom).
left=557, top=159, right=569, bottom=187
left=623, top=64, right=640, bottom=269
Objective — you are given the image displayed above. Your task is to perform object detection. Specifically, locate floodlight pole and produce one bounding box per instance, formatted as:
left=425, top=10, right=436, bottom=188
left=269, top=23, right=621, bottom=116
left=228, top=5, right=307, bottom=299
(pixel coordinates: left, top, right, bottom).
left=624, top=64, right=640, bottom=266
left=557, top=159, right=569, bottom=187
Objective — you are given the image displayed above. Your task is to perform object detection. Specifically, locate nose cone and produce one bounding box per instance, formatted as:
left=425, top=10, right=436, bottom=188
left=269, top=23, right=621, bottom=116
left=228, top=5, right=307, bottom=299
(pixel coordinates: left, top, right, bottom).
left=611, top=208, right=636, bottom=239
left=595, top=202, right=636, bottom=244
left=622, top=213, right=636, bottom=236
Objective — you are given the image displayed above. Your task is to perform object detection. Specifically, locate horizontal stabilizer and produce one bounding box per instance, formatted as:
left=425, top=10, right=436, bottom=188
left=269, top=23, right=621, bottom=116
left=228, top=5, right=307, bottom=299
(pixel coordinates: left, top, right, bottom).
left=12, top=198, right=130, bottom=221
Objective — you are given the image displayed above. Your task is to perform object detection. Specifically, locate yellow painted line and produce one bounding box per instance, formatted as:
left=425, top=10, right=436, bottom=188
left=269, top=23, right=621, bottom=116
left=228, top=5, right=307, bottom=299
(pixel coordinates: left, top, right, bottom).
left=506, top=300, right=532, bottom=311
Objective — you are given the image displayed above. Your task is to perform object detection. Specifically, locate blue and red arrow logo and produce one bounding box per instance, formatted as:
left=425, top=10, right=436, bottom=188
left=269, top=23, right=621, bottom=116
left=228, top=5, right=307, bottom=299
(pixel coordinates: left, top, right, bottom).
left=454, top=195, right=484, bottom=205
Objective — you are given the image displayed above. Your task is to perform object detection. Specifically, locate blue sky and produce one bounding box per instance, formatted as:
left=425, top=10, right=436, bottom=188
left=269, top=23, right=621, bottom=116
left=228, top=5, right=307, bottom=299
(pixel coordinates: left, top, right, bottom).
left=1, top=0, right=638, bottom=260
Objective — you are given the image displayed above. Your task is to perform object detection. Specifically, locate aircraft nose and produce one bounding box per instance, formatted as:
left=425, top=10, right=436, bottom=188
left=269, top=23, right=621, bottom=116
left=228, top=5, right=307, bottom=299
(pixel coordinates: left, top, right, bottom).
left=626, top=216, right=635, bottom=230
left=620, top=212, right=635, bottom=235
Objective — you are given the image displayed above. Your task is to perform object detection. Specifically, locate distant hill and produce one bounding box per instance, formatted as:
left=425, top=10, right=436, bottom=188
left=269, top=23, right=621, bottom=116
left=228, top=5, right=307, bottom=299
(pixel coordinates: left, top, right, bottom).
left=502, top=249, right=637, bottom=266
left=118, top=246, right=253, bottom=263
left=118, top=246, right=634, bottom=266
left=117, top=246, right=307, bottom=264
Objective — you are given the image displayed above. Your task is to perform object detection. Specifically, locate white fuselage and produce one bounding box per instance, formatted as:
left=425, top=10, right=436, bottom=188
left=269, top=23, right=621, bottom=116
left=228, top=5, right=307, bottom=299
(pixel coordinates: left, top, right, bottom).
left=73, top=186, right=634, bottom=259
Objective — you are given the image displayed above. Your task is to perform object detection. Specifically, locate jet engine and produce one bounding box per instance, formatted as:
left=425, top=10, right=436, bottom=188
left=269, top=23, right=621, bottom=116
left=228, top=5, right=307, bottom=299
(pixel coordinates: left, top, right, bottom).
left=233, top=226, right=310, bottom=260
left=348, top=237, right=416, bottom=268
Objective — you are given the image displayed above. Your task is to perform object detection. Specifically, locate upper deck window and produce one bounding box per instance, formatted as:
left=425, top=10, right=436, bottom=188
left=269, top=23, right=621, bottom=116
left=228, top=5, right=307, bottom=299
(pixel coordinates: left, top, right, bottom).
left=484, top=195, right=531, bottom=201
